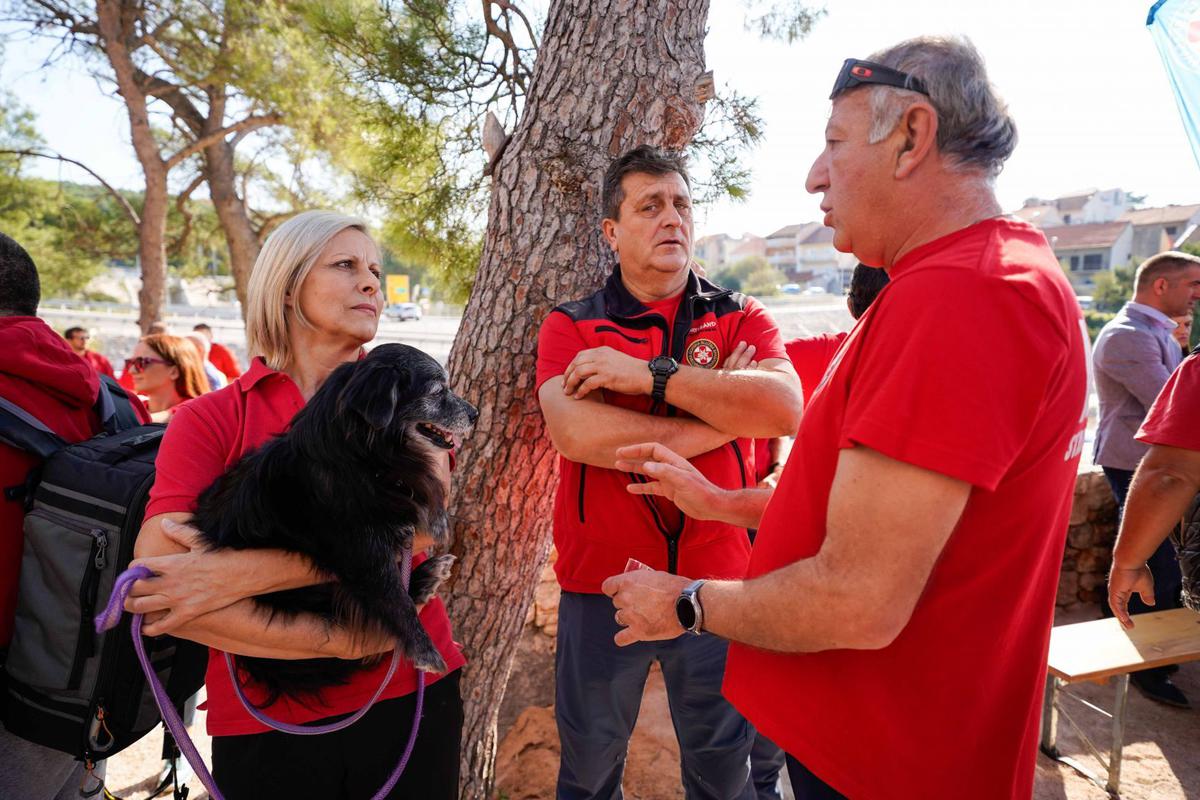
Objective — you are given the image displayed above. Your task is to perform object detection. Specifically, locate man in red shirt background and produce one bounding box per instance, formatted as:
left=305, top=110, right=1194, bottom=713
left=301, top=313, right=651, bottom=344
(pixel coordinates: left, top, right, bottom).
left=193, top=322, right=242, bottom=381
left=0, top=233, right=148, bottom=799
left=604, top=37, right=1088, bottom=800
left=63, top=325, right=116, bottom=378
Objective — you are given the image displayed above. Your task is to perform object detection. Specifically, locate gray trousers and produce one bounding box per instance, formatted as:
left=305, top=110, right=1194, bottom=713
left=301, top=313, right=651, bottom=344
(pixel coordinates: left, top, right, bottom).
left=0, top=720, right=105, bottom=800
left=555, top=591, right=755, bottom=800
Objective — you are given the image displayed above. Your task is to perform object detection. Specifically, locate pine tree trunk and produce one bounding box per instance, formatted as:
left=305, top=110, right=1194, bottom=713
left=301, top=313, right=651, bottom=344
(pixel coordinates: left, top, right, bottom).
left=444, top=2, right=710, bottom=796
left=203, top=138, right=260, bottom=314
left=97, top=0, right=168, bottom=332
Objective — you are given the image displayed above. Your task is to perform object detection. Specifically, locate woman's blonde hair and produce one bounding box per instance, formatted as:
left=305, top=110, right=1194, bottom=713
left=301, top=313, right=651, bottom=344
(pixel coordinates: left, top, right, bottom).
left=141, top=334, right=208, bottom=401
left=246, top=210, right=371, bottom=370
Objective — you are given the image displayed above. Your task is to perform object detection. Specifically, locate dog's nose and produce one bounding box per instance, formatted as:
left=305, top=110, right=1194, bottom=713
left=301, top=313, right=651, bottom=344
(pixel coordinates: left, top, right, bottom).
left=465, top=402, right=479, bottom=424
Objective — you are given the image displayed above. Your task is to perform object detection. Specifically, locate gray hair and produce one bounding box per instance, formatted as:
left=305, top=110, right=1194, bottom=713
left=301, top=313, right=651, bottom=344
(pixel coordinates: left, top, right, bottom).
left=864, top=36, right=1017, bottom=179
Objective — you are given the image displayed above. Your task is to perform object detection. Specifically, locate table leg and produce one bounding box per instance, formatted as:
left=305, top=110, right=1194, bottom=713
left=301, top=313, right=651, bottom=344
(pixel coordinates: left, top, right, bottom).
left=1106, top=674, right=1130, bottom=796
left=1040, top=674, right=1059, bottom=757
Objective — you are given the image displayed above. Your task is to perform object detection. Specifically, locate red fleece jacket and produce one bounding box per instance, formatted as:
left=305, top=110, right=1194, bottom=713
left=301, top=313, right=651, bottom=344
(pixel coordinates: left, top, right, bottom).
left=1, top=317, right=105, bottom=646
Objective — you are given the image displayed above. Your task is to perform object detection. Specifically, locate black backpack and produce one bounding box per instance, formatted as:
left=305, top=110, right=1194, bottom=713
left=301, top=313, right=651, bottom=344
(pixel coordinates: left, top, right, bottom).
left=0, top=376, right=207, bottom=765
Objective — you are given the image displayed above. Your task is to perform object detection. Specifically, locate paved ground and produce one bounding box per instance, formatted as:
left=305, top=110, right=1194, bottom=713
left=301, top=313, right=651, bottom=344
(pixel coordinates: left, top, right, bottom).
left=105, top=608, right=1198, bottom=799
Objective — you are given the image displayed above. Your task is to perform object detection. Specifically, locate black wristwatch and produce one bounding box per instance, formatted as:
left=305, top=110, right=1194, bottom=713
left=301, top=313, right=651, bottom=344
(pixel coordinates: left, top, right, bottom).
left=675, top=579, right=707, bottom=635
left=648, top=356, right=679, bottom=401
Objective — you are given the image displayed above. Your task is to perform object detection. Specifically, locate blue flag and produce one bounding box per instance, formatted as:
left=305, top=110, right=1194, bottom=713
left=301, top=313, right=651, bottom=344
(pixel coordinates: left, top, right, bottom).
left=1148, top=0, right=1200, bottom=170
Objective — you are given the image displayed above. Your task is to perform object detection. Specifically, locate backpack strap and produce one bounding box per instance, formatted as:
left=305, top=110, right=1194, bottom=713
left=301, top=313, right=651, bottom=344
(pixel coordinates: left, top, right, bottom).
left=0, top=395, right=67, bottom=460
left=98, top=375, right=141, bottom=434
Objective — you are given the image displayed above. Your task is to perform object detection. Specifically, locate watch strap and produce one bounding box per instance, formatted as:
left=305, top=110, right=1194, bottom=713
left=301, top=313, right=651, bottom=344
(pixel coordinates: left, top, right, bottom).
left=652, top=370, right=670, bottom=401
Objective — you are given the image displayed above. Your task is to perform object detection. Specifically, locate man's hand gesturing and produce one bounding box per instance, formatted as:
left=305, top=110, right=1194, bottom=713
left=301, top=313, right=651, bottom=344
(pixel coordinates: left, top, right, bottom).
left=615, top=442, right=726, bottom=521
left=562, top=346, right=652, bottom=399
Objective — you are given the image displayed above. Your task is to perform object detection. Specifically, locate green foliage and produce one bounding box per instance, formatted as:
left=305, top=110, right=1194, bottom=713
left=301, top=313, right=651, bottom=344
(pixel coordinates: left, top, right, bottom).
left=712, top=256, right=783, bottom=297
left=1091, top=265, right=1135, bottom=313
left=742, top=0, right=828, bottom=44
left=1083, top=309, right=1115, bottom=342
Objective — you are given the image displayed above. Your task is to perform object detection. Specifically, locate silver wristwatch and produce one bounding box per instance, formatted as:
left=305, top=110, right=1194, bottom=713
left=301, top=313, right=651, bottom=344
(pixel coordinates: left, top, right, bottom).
left=675, top=579, right=707, bottom=635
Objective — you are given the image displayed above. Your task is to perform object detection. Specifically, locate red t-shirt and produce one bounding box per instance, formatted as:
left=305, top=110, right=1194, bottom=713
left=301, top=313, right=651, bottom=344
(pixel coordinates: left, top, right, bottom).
left=81, top=349, right=116, bottom=379
left=1137, top=352, right=1200, bottom=450
left=208, top=342, right=243, bottom=380
left=785, top=331, right=847, bottom=407
left=724, top=219, right=1089, bottom=799
left=145, top=357, right=465, bottom=736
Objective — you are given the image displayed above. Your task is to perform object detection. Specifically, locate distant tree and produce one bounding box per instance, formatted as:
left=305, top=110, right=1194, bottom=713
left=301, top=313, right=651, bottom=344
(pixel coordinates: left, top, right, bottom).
left=743, top=262, right=786, bottom=296
left=1092, top=264, right=1136, bottom=312
left=714, top=255, right=770, bottom=293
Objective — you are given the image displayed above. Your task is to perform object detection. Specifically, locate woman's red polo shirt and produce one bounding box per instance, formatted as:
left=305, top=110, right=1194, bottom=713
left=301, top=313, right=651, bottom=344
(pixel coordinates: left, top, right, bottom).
left=145, top=357, right=465, bottom=736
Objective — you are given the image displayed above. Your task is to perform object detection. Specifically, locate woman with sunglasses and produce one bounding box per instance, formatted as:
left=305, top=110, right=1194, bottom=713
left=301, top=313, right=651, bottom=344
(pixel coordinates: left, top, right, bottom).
left=125, top=334, right=208, bottom=423
left=121, top=211, right=464, bottom=799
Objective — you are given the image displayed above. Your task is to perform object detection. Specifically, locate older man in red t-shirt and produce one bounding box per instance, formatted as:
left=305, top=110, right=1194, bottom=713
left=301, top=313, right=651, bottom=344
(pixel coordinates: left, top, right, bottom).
left=604, top=38, right=1088, bottom=800
left=1109, top=352, right=1200, bottom=625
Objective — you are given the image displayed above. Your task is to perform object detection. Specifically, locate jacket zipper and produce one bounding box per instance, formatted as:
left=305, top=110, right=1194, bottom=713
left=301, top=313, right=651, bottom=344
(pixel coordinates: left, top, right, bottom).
left=603, top=287, right=734, bottom=574
left=730, top=441, right=748, bottom=489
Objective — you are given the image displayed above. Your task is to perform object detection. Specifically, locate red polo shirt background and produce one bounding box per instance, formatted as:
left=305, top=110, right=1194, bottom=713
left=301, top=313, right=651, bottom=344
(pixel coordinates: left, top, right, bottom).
left=81, top=349, right=116, bottom=379
left=1138, top=352, right=1200, bottom=450
left=724, top=219, right=1088, bottom=799
left=146, top=357, right=465, bottom=737
left=785, top=331, right=847, bottom=407
left=208, top=341, right=243, bottom=380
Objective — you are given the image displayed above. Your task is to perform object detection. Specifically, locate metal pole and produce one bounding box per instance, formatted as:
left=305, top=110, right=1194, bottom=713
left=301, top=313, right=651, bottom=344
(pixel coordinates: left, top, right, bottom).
left=1040, top=674, right=1060, bottom=756
left=1107, top=674, right=1130, bottom=795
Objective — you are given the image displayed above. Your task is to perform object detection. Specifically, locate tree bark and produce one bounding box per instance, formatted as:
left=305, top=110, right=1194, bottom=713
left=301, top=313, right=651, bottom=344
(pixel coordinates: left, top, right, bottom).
left=96, top=0, right=169, bottom=332
left=444, top=2, right=710, bottom=796
left=147, top=78, right=268, bottom=316
left=200, top=93, right=261, bottom=312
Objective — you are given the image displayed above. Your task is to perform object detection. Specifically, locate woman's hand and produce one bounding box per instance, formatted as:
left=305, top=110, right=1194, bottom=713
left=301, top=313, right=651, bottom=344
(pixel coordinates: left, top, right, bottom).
left=125, top=518, right=321, bottom=636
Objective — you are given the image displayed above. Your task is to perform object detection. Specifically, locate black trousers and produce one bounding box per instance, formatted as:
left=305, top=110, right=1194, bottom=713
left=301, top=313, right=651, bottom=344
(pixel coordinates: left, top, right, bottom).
left=785, top=755, right=846, bottom=800
left=211, top=670, right=463, bottom=799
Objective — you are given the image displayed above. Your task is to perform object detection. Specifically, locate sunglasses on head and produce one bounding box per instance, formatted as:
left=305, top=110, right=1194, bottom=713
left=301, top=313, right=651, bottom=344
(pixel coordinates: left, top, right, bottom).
left=831, top=58, right=929, bottom=99
left=124, top=356, right=172, bottom=373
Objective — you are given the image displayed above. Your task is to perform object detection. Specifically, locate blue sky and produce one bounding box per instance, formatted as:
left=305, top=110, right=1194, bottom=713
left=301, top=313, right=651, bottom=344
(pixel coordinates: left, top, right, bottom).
left=2, top=1, right=1194, bottom=240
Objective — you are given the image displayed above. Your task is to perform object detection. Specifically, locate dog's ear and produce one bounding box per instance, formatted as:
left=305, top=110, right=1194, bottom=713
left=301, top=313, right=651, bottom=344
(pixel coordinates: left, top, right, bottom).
left=337, top=360, right=411, bottom=430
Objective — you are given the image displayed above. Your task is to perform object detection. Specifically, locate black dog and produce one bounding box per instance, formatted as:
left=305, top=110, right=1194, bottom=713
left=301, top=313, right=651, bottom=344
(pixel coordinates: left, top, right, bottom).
left=190, top=343, right=478, bottom=705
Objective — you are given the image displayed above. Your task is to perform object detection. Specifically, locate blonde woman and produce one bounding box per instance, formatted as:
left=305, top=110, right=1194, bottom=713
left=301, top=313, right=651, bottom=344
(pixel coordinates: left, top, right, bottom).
left=125, top=211, right=464, bottom=798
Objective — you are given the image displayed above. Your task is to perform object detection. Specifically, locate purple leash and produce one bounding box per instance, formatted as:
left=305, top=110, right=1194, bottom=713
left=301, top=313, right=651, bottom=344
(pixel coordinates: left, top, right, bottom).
left=96, top=549, right=425, bottom=800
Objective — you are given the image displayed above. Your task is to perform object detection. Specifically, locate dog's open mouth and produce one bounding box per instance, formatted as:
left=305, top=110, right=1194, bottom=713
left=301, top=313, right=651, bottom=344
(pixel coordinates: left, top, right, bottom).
left=417, top=422, right=456, bottom=450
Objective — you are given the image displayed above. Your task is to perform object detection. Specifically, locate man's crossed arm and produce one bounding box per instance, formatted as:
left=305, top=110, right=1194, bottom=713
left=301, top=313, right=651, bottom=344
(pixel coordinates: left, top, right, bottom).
left=542, top=342, right=803, bottom=468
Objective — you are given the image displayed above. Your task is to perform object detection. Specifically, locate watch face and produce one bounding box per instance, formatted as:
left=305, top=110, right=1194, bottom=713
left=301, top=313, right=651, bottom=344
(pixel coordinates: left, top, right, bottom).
left=676, top=596, right=698, bottom=630
left=649, top=356, right=677, bottom=375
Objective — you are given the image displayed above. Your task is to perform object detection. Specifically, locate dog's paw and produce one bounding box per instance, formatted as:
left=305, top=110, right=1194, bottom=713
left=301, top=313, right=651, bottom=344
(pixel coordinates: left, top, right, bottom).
left=410, top=554, right=455, bottom=605
left=427, top=511, right=450, bottom=544
left=410, top=641, right=448, bottom=674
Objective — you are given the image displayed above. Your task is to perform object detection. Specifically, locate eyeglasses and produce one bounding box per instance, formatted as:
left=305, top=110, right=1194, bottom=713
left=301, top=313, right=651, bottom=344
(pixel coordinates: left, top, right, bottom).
left=124, top=356, right=172, bottom=373
left=830, top=58, right=929, bottom=99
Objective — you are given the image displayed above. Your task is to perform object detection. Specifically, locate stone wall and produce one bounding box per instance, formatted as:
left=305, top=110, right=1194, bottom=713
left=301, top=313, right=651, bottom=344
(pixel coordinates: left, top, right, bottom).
left=1060, top=468, right=1118, bottom=610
